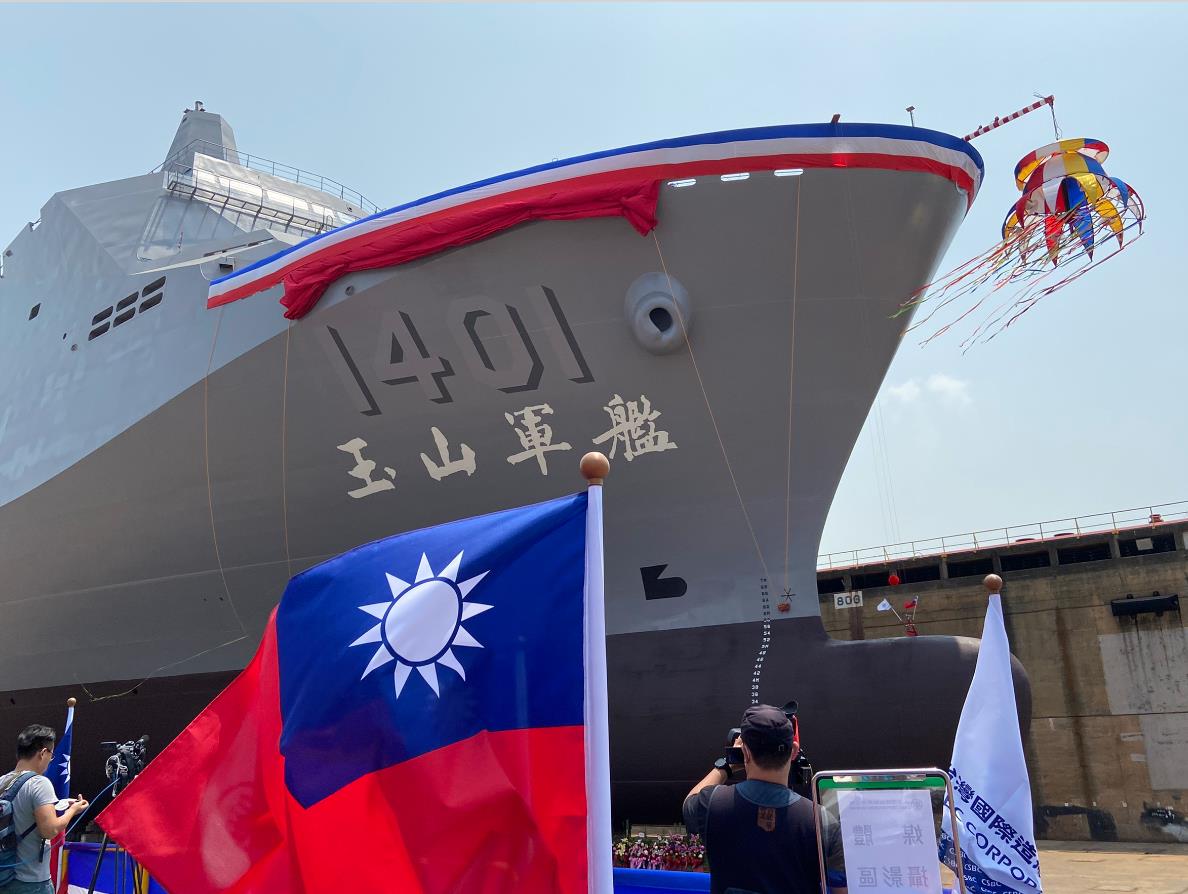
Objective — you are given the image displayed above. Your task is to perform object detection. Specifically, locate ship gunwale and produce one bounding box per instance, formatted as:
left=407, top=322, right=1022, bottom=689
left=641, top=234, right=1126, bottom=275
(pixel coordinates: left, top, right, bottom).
left=209, top=122, right=984, bottom=311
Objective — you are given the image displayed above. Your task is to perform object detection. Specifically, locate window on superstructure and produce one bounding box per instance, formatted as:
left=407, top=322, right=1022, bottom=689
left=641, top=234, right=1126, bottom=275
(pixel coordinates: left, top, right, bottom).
left=139, top=277, right=165, bottom=313
left=86, top=276, right=166, bottom=341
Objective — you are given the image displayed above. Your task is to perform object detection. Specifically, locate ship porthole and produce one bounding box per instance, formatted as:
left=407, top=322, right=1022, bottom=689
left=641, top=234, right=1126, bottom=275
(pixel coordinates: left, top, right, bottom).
left=648, top=306, right=673, bottom=332
left=625, top=272, right=691, bottom=354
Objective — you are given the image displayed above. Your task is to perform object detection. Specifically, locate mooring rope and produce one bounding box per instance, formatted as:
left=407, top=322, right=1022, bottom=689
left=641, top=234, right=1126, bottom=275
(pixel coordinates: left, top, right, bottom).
left=202, top=307, right=248, bottom=637
left=281, top=320, right=294, bottom=582
left=83, top=309, right=252, bottom=701
left=782, top=177, right=803, bottom=597
left=843, top=176, right=902, bottom=548
left=650, top=230, right=771, bottom=584
left=651, top=176, right=807, bottom=705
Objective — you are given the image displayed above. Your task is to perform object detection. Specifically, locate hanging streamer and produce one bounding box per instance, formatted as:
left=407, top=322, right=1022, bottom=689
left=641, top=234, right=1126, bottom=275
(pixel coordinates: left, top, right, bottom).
left=898, top=137, right=1145, bottom=349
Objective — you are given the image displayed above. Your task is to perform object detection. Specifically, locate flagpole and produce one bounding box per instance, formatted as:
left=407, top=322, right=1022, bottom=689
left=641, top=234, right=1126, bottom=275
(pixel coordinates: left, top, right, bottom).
left=580, top=452, right=613, bottom=894
left=63, top=697, right=75, bottom=746
left=53, top=697, right=76, bottom=894
left=939, top=571, right=1043, bottom=894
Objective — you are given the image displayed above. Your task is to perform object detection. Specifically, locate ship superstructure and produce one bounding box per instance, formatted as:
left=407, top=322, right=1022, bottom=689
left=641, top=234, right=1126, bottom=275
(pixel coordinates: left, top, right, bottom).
left=0, top=107, right=1012, bottom=820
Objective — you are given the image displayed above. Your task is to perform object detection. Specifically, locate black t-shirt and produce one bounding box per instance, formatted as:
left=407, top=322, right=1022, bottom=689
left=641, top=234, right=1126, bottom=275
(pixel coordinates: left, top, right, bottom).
left=683, top=781, right=841, bottom=894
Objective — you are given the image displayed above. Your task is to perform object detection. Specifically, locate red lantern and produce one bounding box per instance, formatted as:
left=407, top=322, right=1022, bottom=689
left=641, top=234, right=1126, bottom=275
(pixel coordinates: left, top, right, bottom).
left=888, top=573, right=901, bottom=587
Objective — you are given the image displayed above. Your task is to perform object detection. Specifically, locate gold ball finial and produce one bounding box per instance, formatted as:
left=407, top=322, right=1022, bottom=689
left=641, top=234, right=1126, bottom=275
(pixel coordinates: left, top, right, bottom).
left=67, top=697, right=77, bottom=707
left=580, top=452, right=610, bottom=485
left=984, top=573, right=1003, bottom=594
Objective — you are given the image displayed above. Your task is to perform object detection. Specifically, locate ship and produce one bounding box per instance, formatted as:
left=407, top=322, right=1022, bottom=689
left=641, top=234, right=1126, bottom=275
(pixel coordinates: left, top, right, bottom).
left=0, top=105, right=1026, bottom=822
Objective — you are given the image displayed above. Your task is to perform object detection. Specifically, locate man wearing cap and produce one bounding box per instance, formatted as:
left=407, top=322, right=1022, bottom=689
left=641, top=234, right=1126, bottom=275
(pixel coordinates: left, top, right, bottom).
left=683, top=704, right=838, bottom=894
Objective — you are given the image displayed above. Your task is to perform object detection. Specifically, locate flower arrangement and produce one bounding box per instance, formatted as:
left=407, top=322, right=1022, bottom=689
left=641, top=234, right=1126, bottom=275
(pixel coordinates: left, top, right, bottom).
left=613, top=833, right=707, bottom=872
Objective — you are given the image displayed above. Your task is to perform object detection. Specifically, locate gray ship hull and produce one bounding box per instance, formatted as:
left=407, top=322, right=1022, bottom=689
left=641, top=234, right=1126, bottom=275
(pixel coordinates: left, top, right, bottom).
left=0, top=112, right=1024, bottom=821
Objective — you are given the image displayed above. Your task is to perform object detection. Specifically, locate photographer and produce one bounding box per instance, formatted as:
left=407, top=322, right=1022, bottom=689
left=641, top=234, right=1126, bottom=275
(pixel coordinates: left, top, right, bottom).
left=1, top=725, right=88, bottom=894
left=682, top=705, right=839, bottom=894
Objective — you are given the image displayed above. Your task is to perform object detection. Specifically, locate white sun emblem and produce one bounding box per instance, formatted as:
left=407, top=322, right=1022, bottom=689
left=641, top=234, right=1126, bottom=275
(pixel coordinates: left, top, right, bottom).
left=351, top=551, right=492, bottom=698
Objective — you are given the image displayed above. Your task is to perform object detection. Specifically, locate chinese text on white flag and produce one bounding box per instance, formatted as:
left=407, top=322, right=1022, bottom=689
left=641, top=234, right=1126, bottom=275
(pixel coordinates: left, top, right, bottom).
left=939, top=592, right=1042, bottom=894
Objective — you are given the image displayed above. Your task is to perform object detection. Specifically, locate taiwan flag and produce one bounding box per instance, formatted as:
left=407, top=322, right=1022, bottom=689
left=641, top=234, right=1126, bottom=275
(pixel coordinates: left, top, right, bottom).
left=96, top=488, right=612, bottom=893
left=46, top=699, right=73, bottom=894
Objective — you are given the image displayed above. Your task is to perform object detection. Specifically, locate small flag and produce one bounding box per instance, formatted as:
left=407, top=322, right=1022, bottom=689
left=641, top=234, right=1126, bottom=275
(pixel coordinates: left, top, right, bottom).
left=876, top=598, right=893, bottom=612
left=939, top=589, right=1042, bottom=894
left=903, top=598, right=918, bottom=611
left=46, top=701, right=72, bottom=799
left=46, top=700, right=73, bottom=894
left=98, top=490, right=612, bottom=893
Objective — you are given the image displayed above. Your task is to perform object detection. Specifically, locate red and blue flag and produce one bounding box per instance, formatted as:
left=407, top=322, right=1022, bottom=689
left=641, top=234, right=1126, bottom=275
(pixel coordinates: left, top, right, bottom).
left=97, top=489, right=611, bottom=893
left=47, top=700, right=73, bottom=894
left=46, top=703, right=72, bottom=801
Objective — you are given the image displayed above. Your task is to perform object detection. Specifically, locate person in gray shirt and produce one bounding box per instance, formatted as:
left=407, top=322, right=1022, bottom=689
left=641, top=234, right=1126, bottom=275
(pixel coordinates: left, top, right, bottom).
left=0, top=725, right=88, bottom=894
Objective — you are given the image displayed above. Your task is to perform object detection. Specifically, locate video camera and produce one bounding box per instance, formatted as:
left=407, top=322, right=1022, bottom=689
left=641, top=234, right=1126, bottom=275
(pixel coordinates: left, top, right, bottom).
left=719, top=701, right=814, bottom=796
left=101, top=735, right=149, bottom=786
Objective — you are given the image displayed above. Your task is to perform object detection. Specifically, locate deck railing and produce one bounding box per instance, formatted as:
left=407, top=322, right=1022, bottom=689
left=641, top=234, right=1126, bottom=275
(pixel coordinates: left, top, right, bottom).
left=155, top=140, right=380, bottom=216
left=163, top=167, right=350, bottom=236
left=817, top=500, right=1188, bottom=571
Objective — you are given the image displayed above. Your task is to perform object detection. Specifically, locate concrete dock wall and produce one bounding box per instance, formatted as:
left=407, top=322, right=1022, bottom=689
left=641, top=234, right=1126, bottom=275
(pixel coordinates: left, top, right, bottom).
left=818, top=521, right=1188, bottom=844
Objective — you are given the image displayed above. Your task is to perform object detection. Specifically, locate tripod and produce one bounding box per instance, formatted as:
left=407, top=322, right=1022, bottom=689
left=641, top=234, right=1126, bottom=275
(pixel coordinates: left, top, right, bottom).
left=85, top=831, right=141, bottom=894
left=85, top=778, right=129, bottom=894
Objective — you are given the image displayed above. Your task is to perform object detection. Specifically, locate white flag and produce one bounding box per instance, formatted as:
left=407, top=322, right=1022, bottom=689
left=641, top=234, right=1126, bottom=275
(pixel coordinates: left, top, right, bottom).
left=939, top=592, right=1042, bottom=894
left=876, top=598, right=892, bottom=612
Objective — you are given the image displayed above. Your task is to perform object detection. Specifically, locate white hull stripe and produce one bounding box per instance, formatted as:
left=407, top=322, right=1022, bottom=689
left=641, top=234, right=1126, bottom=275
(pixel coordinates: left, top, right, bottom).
left=209, top=123, right=982, bottom=305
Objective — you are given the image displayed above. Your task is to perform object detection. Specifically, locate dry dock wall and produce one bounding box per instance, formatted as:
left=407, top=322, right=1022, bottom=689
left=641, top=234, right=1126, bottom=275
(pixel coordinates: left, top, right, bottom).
left=818, top=522, right=1188, bottom=845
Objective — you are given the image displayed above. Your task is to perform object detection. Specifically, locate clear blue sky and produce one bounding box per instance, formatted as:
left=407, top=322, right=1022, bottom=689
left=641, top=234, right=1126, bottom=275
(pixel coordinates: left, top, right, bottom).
left=2, top=3, right=1183, bottom=555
